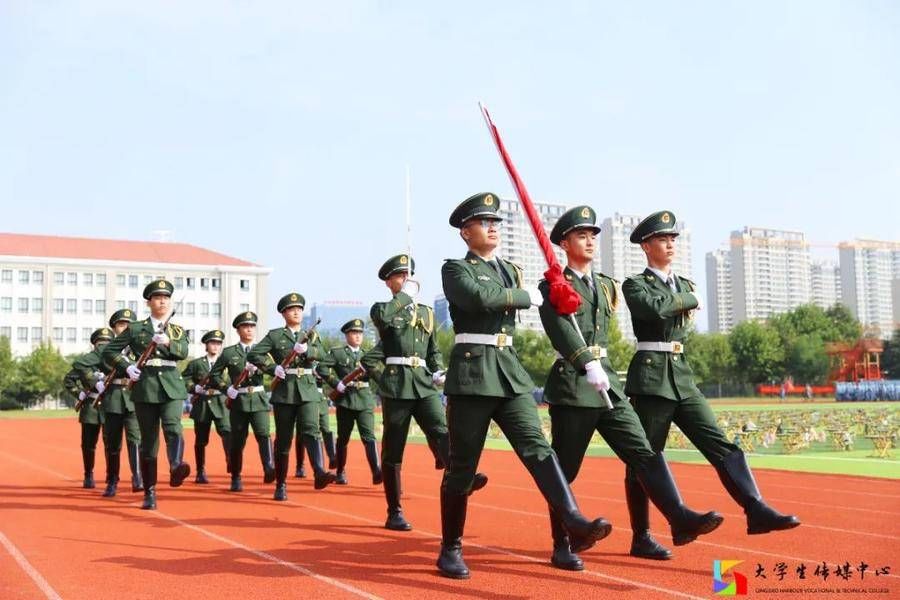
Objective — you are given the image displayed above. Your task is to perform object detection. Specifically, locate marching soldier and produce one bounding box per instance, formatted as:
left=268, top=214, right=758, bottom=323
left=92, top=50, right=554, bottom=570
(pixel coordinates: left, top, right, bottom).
left=361, top=255, right=486, bottom=533
left=539, top=206, right=722, bottom=568
left=437, top=193, right=610, bottom=579
left=623, top=210, right=799, bottom=557
left=96, top=309, right=144, bottom=496
left=209, top=311, right=275, bottom=492
left=64, top=327, right=112, bottom=489
left=248, top=293, right=336, bottom=499
left=320, top=319, right=382, bottom=486
left=102, top=279, right=192, bottom=510
left=182, top=330, right=231, bottom=484
left=294, top=370, right=337, bottom=478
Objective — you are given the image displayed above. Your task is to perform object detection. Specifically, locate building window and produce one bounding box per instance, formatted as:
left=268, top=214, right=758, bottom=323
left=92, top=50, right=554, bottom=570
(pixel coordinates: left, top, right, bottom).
left=186, top=277, right=195, bottom=289
left=1, top=270, right=11, bottom=283
left=0, top=297, right=11, bottom=313
left=32, top=298, right=43, bottom=313
left=84, top=273, right=93, bottom=286
left=33, top=271, right=44, bottom=283
left=18, top=298, right=28, bottom=313
left=240, top=279, right=250, bottom=291
left=200, top=278, right=209, bottom=290
left=66, top=299, right=77, bottom=314
left=128, top=275, right=138, bottom=288
left=83, top=299, right=93, bottom=314
left=212, top=303, right=221, bottom=316
left=95, top=300, right=106, bottom=314
left=54, top=272, right=65, bottom=285
left=186, top=302, right=195, bottom=316
left=116, top=300, right=125, bottom=309
left=128, top=301, right=138, bottom=312
left=116, top=274, right=126, bottom=286
left=31, top=327, right=42, bottom=342
left=17, top=327, right=28, bottom=342
left=200, top=303, right=210, bottom=316
left=82, top=328, right=92, bottom=342
left=211, top=278, right=220, bottom=289
left=144, top=275, right=152, bottom=285
left=53, top=298, right=63, bottom=314
left=175, top=277, right=184, bottom=289
left=19, top=271, right=29, bottom=284
left=0, top=326, right=11, bottom=339
left=52, top=328, right=63, bottom=342
left=239, top=303, right=250, bottom=312
left=96, top=273, right=106, bottom=285
left=67, top=272, right=77, bottom=285
left=66, top=328, right=77, bottom=343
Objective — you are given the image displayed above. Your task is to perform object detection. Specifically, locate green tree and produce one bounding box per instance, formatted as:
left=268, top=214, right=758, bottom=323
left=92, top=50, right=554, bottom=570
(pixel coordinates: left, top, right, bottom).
left=0, top=336, right=16, bottom=393
left=17, top=342, right=71, bottom=404
left=729, top=320, right=785, bottom=383
left=685, top=331, right=735, bottom=387
left=785, top=333, right=830, bottom=384
left=435, top=327, right=456, bottom=366
left=607, top=315, right=635, bottom=373
left=513, top=329, right=555, bottom=386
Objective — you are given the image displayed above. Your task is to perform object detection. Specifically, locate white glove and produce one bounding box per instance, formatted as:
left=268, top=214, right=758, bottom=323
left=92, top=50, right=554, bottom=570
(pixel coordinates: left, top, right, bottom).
left=401, top=279, right=420, bottom=298
left=94, top=380, right=106, bottom=394
left=245, top=362, right=258, bottom=375
left=432, top=370, right=446, bottom=386
left=78, top=391, right=87, bottom=402
left=274, top=365, right=286, bottom=379
left=584, top=360, right=611, bottom=392
left=293, top=341, right=308, bottom=355
left=126, top=364, right=142, bottom=381
left=93, top=371, right=105, bottom=381
left=226, top=385, right=239, bottom=400
left=152, top=332, right=170, bottom=346
left=525, top=286, right=543, bottom=307
left=336, top=381, right=346, bottom=394
left=193, top=384, right=205, bottom=394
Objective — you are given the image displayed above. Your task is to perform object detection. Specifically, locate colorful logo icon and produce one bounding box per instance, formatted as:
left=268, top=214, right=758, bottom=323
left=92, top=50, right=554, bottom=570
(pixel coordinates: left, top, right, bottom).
left=713, top=560, right=748, bottom=596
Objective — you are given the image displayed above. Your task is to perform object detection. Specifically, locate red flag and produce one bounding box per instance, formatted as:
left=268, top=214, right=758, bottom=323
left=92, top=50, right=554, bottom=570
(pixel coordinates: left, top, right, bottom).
left=479, top=103, right=581, bottom=315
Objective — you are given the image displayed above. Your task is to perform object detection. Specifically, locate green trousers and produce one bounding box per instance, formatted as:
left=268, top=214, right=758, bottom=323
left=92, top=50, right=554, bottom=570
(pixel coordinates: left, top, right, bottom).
left=381, top=395, right=446, bottom=465
left=102, top=410, right=141, bottom=454
left=549, top=403, right=655, bottom=483
left=443, top=393, right=553, bottom=494
left=274, top=402, right=319, bottom=455
left=336, top=406, right=376, bottom=444
left=230, top=406, right=270, bottom=455
left=629, top=394, right=738, bottom=461
left=297, top=397, right=330, bottom=437
left=81, top=423, right=102, bottom=451
left=134, top=401, right=184, bottom=459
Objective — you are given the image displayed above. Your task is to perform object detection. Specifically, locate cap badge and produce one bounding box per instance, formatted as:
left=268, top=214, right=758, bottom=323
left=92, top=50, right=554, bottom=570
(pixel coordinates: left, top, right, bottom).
left=484, top=194, right=494, bottom=206
left=661, top=212, right=671, bottom=224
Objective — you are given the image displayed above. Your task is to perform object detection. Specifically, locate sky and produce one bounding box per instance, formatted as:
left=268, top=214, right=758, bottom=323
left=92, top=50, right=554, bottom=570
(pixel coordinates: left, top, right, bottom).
left=2, top=1, right=899, bottom=330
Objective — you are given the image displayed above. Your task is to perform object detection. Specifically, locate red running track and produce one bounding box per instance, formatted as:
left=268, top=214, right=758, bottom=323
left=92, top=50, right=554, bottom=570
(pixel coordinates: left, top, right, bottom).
left=0, top=419, right=897, bottom=599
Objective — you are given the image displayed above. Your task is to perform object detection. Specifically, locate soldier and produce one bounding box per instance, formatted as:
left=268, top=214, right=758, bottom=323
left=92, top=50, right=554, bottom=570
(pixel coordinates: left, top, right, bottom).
left=182, top=330, right=231, bottom=484
left=210, top=311, right=275, bottom=492
left=64, top=328, right=112, bottom=489
left=294, top=370, right=337, bottom=478
left=96, top=309, right=144, bottom=496
left=361, top=255, right=487, bottom=533
left=437, top=192, right=611, bottom=579
left=102, top=279, right=192, bottom=510
left=623, top=210, right=799, bottom=557
left=248, top=293, right=336, bottom=499
left=539, top=206, right=722, bottom=567
left=320, top=319, right=382, bottom=486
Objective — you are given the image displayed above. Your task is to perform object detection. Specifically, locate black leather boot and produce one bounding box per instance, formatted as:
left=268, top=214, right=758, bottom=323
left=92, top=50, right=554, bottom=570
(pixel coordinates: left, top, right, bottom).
left=382, top=462, right=412, bottom=531
left=625, top=469, right=671, bottom=560
left=258, top=435, right=276, bottom=483
left=82, top=448, right=95, bottom=489
left=127, top=441, right=143, bottom=492
left=294, top=434, right=306, bottom=478
left=335, top=442, right=349, bottom=485
left=549, top=508, right=584, bottom=571
left=305, top=436, right=336, bottom=490
left=229, top=436, right=244, bottom=491
left=323, top=430, right=337, bottom=470
left=530, top=455, right=611, bottom=553
left=141, top=457, right=157, bottom=510
left=715, top=449, right=800, bottom=535
left=165, top=435, right=191, bottom=487
left=363, top=439, right=383, bottom=485
left=436, top=487, right=470, bottom=579
left=221, top=432, right=232, bottom=474
left=273, top=453, right=289, bottom=501
left=102, top=451, right=120, bottom=497
left=194, top=444, right=208, bottom=484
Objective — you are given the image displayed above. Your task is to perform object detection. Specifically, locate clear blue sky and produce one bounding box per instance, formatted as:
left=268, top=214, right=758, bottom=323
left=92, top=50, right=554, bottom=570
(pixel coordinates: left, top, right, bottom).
left=2, top=1, right=898, bottom=330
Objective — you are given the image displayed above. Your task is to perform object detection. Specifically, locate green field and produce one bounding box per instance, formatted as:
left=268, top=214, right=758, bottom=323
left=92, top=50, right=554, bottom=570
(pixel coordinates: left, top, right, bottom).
left=5, top=400, right=898, bottom=479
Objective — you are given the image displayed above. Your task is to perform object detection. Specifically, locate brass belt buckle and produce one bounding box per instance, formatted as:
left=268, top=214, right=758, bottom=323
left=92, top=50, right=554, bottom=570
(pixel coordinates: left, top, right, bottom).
left=409, top=356, right=421, bottom=368
left=496, top=333, right=507, bottom=347
left=671, top=341, right=683, bottom=353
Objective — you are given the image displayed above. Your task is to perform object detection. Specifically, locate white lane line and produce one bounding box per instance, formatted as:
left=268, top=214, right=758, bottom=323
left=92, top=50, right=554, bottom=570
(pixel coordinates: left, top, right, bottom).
left=0, top=450, right=381, bottom=600
left=0, top=531, right=64, bottom=600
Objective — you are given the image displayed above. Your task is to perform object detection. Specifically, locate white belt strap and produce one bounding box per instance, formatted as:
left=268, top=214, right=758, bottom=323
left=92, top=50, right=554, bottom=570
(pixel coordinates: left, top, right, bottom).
left=285, top=367, right=315, bottom=376
left=110, top=378, right=130, bottom=386
left=348, top=381, right=370, bottom=389
left=454, top=333, right=514, bottom=347
left=144, top=358, right=177, bottom=367
left=205, top=389, right=221, bottom=396
left=385, top=356, right=426, bottom=368
left=636, top=341, right=684, bottom=354
left=236, top=385, right=265, bottom=394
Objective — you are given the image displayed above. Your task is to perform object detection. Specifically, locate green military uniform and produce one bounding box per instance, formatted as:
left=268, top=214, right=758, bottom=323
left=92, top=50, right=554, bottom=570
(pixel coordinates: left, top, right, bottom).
left=294, top=368, right=336, bottom=478
left=182, top=329, right=231, bottom=484
left=247, top=292, right=335, bottom=498
left=63, top=328, right=112, bottom=490
left=540, top=206, right=722, bottom=567
left=624, top=210, right=799, bottom=546
left=436, top=193, right=611, bottom=580
left=99, top=309, right=143, bottom=496
left=361, top=254, right=475, bottom=532
left=209, top=311, right=275, bottom=493
left=102, top=279, right=192, bottom=510
left=319, top=319, right=382, bottom=486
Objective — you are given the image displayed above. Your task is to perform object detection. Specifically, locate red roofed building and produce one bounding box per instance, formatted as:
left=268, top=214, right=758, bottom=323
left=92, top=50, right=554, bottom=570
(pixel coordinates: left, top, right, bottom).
left=0, top=232, right=272, bottom=357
